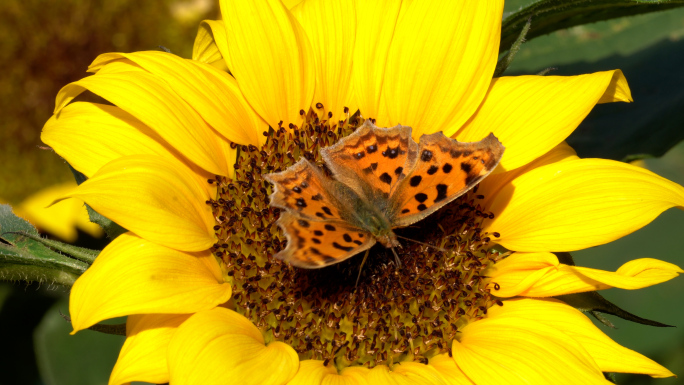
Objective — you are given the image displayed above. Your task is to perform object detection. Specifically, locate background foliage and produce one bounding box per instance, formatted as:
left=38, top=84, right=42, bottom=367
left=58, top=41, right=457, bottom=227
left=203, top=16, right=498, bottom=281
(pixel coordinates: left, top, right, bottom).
left=0, top=0, right=683, bottom=384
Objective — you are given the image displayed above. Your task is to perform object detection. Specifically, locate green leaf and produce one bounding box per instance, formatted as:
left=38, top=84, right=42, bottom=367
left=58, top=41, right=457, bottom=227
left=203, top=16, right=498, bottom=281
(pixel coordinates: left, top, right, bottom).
left=556, top=291, right=674, bottom=327
left=15, top=231, right=99, bottom=264
left=0, top=263, right=78, bottom=287
left=501, top=0, right=684, bottom=53
left=35, top=298, right=124, bottom=385
left=69, top=165, right=127, bottom=240
left=1, top=205, right=89, bottom=282
left=503, top=3, right=684, bottom=160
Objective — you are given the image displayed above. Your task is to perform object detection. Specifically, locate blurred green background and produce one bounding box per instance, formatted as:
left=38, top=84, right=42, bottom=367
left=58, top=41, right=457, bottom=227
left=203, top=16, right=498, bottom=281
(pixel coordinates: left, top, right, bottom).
left=1, top=0, right=683, bottom=384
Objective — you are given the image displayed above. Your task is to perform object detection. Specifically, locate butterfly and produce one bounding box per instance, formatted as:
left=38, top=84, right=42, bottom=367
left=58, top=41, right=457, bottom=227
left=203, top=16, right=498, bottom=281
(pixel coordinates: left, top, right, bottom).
left=264, top=120, right=505, bottom=269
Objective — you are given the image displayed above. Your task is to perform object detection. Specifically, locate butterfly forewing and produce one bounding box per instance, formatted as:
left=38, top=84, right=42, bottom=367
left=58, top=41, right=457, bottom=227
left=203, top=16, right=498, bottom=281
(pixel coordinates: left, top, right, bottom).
left=265, top=159, right=346, bottom=222
left=275, top=212, right=376, bottom=268
left=390, top=132, right=504, bottom=227
left=320, top=122, right=419, bottom=203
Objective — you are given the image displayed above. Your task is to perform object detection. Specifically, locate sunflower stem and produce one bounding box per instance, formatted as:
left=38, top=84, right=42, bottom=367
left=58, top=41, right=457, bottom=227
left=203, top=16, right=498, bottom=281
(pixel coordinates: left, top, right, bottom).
left=494, top=16, right=532, bottom=77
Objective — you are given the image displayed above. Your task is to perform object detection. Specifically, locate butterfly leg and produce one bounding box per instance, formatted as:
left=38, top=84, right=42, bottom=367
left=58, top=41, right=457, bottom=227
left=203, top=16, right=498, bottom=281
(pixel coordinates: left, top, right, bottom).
left=355, top=249, right=371, bottom=288
left=391, top=247, right=401, bottom=269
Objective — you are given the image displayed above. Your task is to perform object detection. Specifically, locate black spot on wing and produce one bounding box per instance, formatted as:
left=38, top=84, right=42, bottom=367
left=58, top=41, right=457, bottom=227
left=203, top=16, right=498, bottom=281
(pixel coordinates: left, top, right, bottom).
left=343, top=234, right=352, bottom=242
left=296, top=198, right=307, bottom=208
left=443, top=163, right=453, bottom=174
left=415, top=193, right=428, bottom=203
left=380, top=173, right=392, bottom=184
left=312, top=238, right=321, bottom=244
left=316, top=212, right=325, bottom=218
left=355, top=151, right=365, bottom=160
left=383, top=146, right=400, bottom=159
left=410, top=175, right=422, bottom=187
left=367, top=144, right=378, bottom=153
left=427, top=166, right=439, bottom=175
left=353, top=240, right=363, bottom=245
left=401, top=208, right=410, bottom=214
left=324, top=224, right=336, bottom=231
left=293, top=186, right=302, bottom=193
left=461, top=162, right=472, bottom=173
left=311, top=193, right=323, bottom=201
left=333, top=242, right=354, bottom=252
left=300, top=181, right=309, bottom=188
left=314, top=230, right=324, bottom=236
left=297, top=219, right=310, bottom=228
left=322, top=206, right=333, bottom=216
left=421, top=150, right=433, bottom=162
left=394, top=167, right=403, bottom=176
left=435, top=184, right=448, bottom=203
left=417, top=204, right=427, bottom=211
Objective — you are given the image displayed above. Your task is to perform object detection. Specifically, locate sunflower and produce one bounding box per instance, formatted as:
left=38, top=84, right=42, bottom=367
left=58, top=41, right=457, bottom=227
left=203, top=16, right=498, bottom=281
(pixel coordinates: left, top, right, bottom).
left=42, top=0, right=684, bottom=384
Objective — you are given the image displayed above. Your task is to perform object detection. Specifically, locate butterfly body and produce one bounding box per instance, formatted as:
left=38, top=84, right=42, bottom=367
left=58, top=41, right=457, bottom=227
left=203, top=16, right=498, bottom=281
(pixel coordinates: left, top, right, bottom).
left=265, top=121, right=504, bottom=268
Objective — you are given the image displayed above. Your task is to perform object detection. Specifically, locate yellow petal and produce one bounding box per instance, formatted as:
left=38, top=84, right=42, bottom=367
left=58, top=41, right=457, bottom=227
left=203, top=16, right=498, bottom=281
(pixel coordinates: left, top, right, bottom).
left=428, top=354, right=474, bottom=385
left=69, top=233, right=230, bottom=333
left=350, top=0, right=401, bottom=124
left=220, top=0, right=315, bottom=129
left=488, top=253, right=683, bottom=298
left=489, top=298, right=675, bottom=378
left=90, top=51, right=264, bottom=146
left=192, top=20, right=228, bottom=68
left=457, top=70, right=631, bottom=172
left=383, top=0, right=503, bottom=137
left=478, top=141, right=578, bottom=208
left=453, top=318, right=607, bottom=384
left=109, top=314, right=189, bottom=385
left=292, top=0, right=355, bottom=122
left=168, top=307, right=299, bottom=385
left=59, top=155, right=216, bottom=251
left=288, top=361, right=368, bottom=385
left=16, top=182, right=102, bottom=241
left=54, top=70, right=230, bottom=176
left=483, top=158, right=684, bottom=252
left=366, top=363, right=447, bottom=385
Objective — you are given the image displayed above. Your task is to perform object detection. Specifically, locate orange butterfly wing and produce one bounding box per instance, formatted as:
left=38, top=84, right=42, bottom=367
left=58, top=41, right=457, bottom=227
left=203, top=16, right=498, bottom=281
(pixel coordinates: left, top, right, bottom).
left=275, top=212, right=376, bottom=268
left=320, top=121, right=418, bottom=208
left=391, top=132, right=504, bottom=227
left=265, top=159, right=375, bottom=266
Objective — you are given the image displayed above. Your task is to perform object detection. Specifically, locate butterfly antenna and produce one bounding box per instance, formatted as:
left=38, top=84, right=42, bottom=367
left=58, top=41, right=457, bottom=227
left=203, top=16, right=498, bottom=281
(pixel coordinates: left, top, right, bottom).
left=391, top=247, right=401, bottom=269
left=355, top=249, right=371, bottom=288
left=395, top=235, right=449, bottom=253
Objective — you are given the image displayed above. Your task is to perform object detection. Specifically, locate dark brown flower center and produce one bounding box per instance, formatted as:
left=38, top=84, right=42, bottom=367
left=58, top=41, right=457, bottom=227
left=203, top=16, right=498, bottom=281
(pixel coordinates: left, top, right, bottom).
left=206, top=108, right=503, bottom=368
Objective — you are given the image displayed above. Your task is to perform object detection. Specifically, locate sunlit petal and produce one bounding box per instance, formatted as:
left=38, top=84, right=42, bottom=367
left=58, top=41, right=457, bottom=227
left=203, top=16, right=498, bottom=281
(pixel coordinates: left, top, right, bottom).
left=383, top=0, right=503, bottom=137
left=351, top=0, right=401, bottom=124
left=90, top=51, right=264, bottom=146
left=58, top=155, right=216, bottom=251
left=488, top=252, right=683, bottom=297
left=453, top=317, right=608, bottom=384
left=457, top=70, right=631, bottom=171
left=484, top=158, right=684, bottom=251
left=292, top=0, right=355, bottom=121
left=109, top=314, right=189, bottom=385
left=366, top=363, right=447, bottom=385
left=54, top=70, right=230, bottom=176
left=220, top=0, right=315, bottom=128
left=489, top=299, right=675, bottom=378
left=70, top=233, right=229, bottom=332
left=168, top=307, right=299, bottom=385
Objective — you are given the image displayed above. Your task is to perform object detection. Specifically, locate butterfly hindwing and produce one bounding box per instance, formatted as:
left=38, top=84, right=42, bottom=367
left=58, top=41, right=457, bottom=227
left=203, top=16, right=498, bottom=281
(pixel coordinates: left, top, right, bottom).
left=265, top=159, right=346, bottom=222
left=320, top=121, right=419, bottom=204
left=390, top=132, right=504, bottom=227
left=275, top=212, right=376, bottom=268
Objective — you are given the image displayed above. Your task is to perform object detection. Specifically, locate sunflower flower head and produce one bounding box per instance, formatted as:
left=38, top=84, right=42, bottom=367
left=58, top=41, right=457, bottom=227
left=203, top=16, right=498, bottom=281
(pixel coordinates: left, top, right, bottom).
left=40, top=0, right=684, bottom=384
left=212, top=108, right=504, bottom=369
